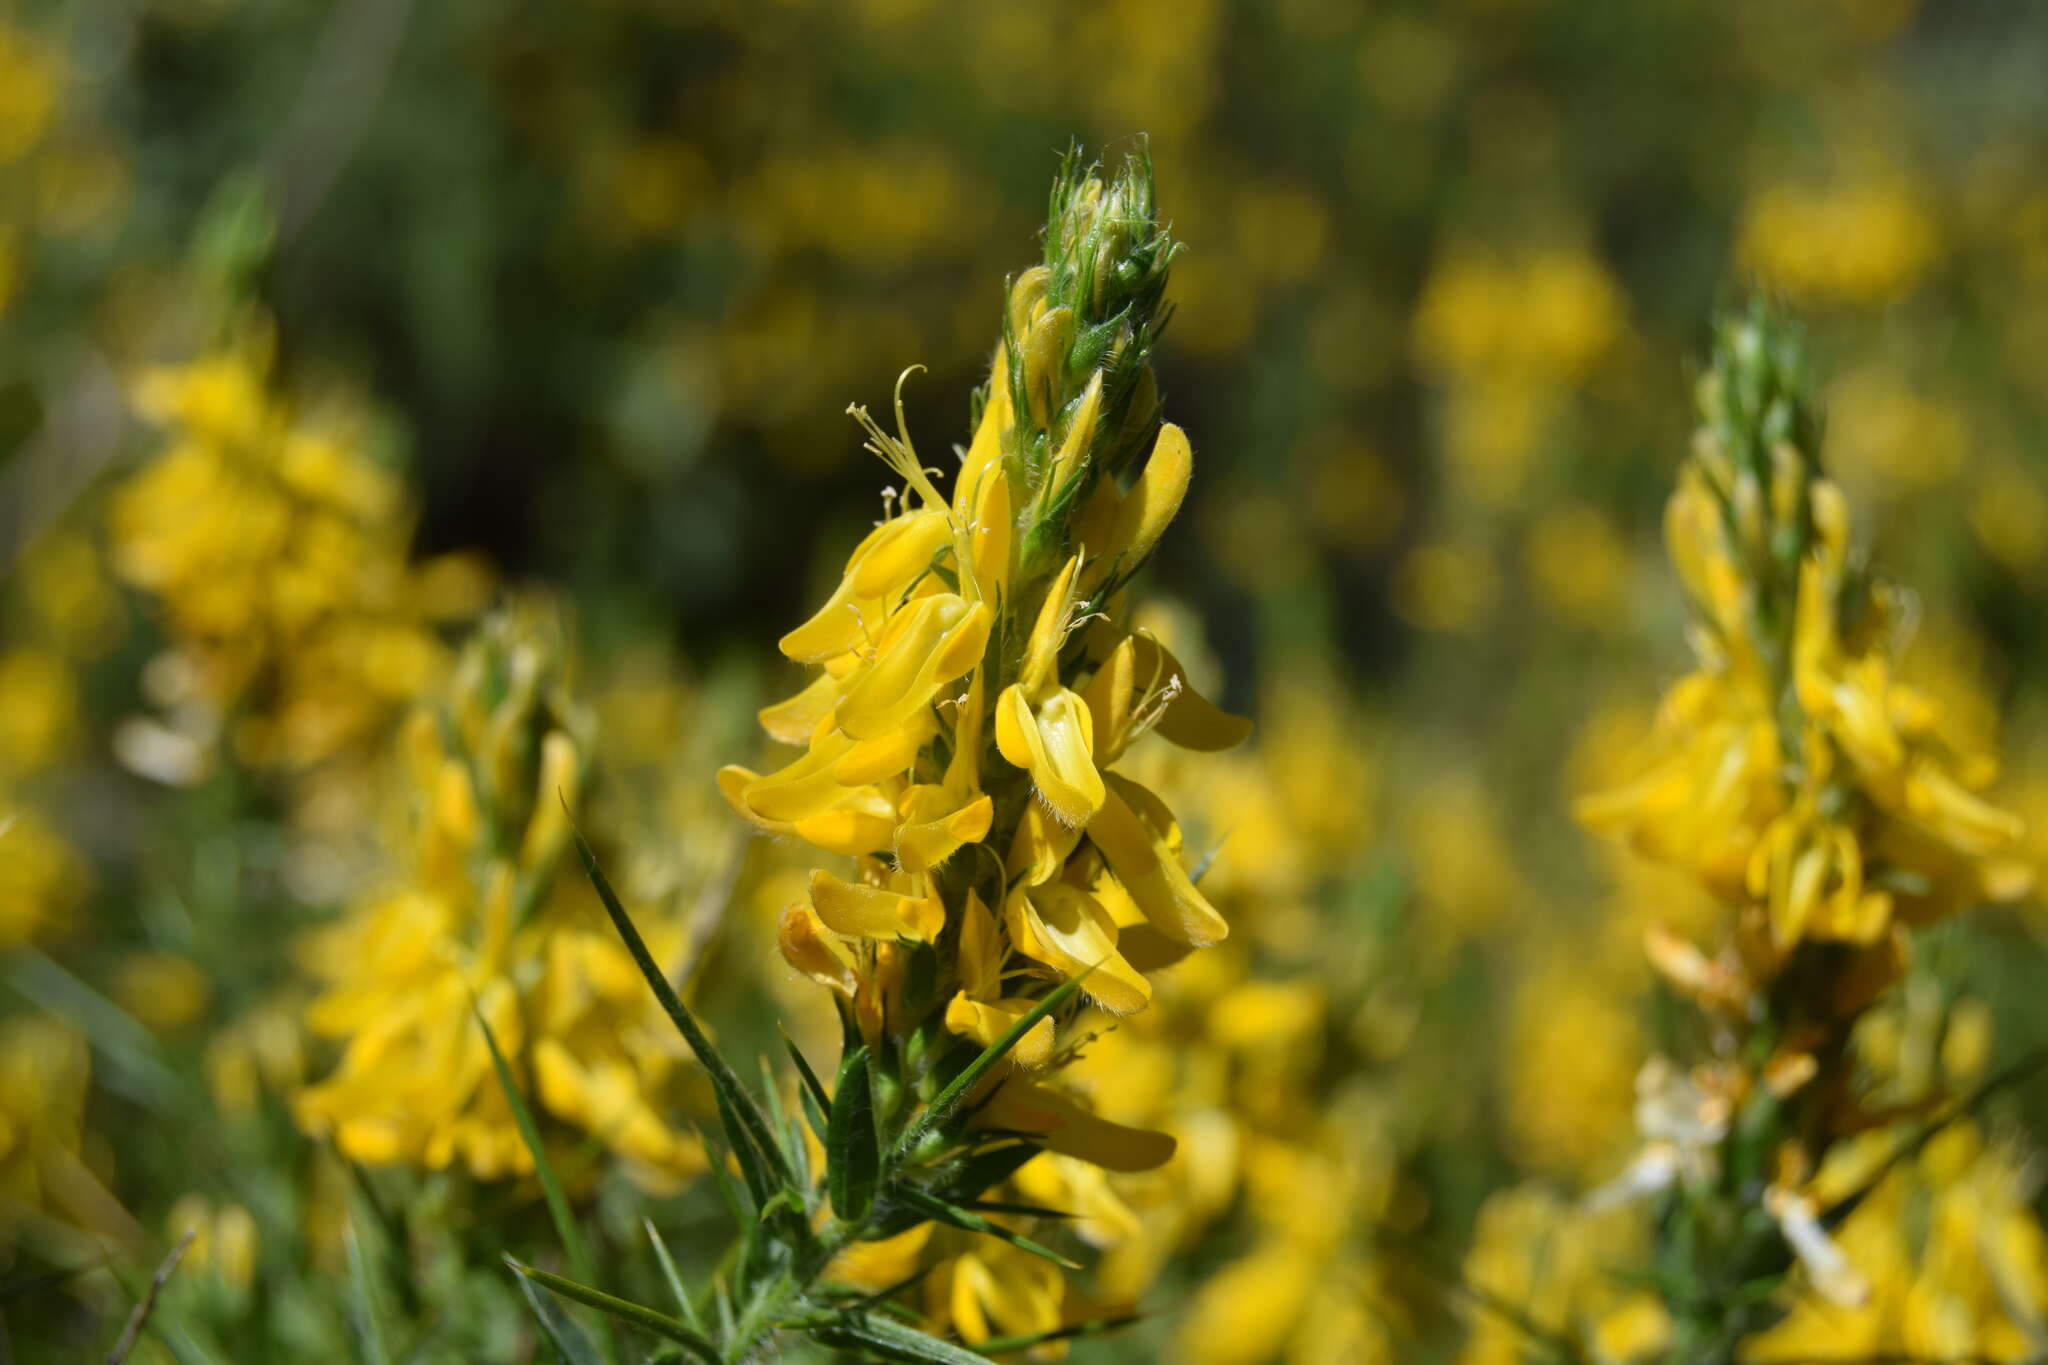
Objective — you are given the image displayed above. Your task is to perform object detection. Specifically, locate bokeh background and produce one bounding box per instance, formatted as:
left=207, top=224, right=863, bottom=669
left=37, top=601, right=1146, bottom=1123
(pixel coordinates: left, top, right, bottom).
left=7, top=0, right=2048, bottom=1360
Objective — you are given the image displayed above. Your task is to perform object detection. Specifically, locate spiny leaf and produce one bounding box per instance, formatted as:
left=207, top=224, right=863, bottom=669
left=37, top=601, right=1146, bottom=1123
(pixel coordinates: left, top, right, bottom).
left=815, top=1314, right=1001, bottom=1365
left=894, top=973, right=1085, bottom=1160
left=570, top=821, right=791, bottom=1190
left=505, top=1258, right=720, bottom=1365
left=474, top=1002, right=600, bottom=1294
left=829, top=1045, right=882, bottom=1224
left=515, top=1263, right=605, bottom=1365
left=642, top=1218, right=704, bottom=1337
left=892, top=1187, right=1080, bottom=1270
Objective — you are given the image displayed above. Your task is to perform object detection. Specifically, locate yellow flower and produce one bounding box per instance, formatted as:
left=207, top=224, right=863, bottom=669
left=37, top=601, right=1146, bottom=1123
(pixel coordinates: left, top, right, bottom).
left=1457, top=1185, right=1667, bottom=1365
left=1579, top=308, right=2027, bottom=977
left=109, top=340, right=482, bottom=772
left=725, top=149, right=1254, bottom=1332
left=1740, top=177, right=1939, bottom=306
left=111, top=952, right=213, bottom=1033
left=0, top=649, right=79, bottom=778
left=1744, top=1120, right=2048, bottom=1363
left=295, top=604, right=706, bottom=1192
left=0, top=800, right=86, bottom=950
left=165, top=1194, right=260, bottom=1295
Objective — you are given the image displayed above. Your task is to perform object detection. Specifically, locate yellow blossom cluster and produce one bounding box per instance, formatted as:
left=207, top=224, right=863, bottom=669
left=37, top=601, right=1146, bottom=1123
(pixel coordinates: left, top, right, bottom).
left=720, top=149, right=1257, bottom=1345
left=109, top=340, right=487, bottom=775
left=1578, top=310, right=2030, bottom=999
left=294, top=602, right=707, bottom=1193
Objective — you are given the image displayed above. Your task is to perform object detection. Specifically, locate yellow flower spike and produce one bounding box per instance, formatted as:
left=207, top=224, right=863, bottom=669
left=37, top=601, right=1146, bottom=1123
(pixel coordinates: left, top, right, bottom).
left=834, top=593, right=990, bottom=740
left=1086, top=774, right=1227, bottom=946
left=1003, top=882, right=1150, bottom=1015
left=895, top=785, right=994, bottom=874
left=808, top=868, right=944, bottom=942
left=996, top=684, right=1105, bottom=828
left=976, top=1079, right=1176, bottom=1172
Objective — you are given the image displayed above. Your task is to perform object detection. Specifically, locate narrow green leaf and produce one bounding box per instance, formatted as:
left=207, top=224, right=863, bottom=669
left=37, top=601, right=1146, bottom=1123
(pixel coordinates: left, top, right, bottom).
left=643, top=1219, right=704, bottom=1336
left=892, top=1187, right=1080, bottom=1269
left=783, top=1027, right=832, bottom=1132
left=712, top=1081, right=775, bottom=1209
left=570, top=823, right=790, bottom=1188
left=976, top=1312, right=1142, bottom=1354
left=515, top=1264, right=605, bottom=1365
left=817, top=1314, right=1001, bottom=1365
left=893, top=974, right=1085, bottom=1160
left=505, top=1258, right=720, bottom=1365
left=956, top=1199, right=1074, bottom=1221
left=343, top=1222, right=393, bottom=1365
left=761, top=1055, right=811, bottom=1189
left=828, top=1046, right=882, bottom=1223
left=474, top=1003, right=597, bottom=1287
